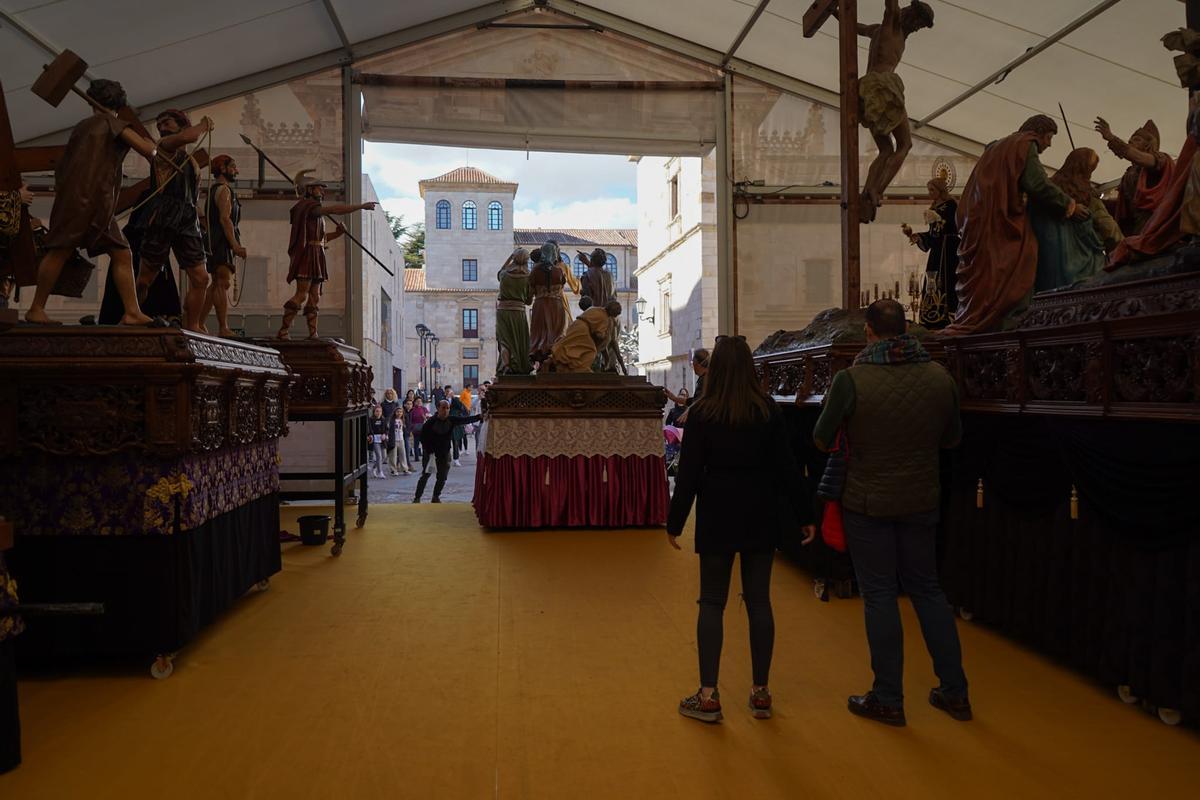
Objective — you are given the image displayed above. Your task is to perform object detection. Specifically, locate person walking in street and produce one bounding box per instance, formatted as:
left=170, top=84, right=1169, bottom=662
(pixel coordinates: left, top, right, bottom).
left=367, top=405, right=388, bottom=479
left=667, top=335, right=816, bottom=723
left=666, top=349, right=709, bottom=427
left=813, top=298, right=970, bottom=727
left=392, top=405, right=413, bottom=474
left=408, top=398, right=429, bottom=461
left=413, top=400, right=482, bottom=503
left=448, top=385, right=468, bottom=465
left=381, top=388, right=402, bottom=476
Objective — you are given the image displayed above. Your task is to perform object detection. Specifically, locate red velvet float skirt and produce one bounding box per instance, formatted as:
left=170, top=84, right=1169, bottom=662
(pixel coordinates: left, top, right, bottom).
left=474, top=453, right=669, bottom=528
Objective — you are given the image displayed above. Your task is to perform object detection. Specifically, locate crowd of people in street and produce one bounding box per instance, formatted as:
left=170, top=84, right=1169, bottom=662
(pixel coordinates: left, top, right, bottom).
left=366, top=381, right=491, bottom=503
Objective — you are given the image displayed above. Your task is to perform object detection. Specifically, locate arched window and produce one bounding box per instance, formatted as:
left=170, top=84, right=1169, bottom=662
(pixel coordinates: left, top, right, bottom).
left=462, top=200, right=477, bottom=230
left=435, top=200, right=451, bottom=229
left=573, top=254, right=587, bottom=279
left=605, top=253, right=618, bottom=285
left=487, top=201, right=503, bottom=230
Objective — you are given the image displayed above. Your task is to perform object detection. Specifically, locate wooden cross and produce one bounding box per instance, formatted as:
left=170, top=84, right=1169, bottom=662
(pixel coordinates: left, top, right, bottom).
left=804, top=0, right=861, bottom=311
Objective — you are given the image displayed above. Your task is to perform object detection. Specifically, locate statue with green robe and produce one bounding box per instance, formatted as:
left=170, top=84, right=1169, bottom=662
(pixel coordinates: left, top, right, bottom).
left=495, top=248, right=533, bottom=375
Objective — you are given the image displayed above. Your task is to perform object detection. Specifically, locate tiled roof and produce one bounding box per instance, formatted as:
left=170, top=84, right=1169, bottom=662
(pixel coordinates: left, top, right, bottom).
left=403, top=268, right=426, bottom=291
left=513, top=228, right=638, bottom=248
left=419, top=166, right=516, bottom=187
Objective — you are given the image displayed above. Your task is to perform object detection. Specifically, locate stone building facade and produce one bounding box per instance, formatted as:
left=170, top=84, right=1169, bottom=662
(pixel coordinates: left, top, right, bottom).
left=402, top=166, right=637, bottom=392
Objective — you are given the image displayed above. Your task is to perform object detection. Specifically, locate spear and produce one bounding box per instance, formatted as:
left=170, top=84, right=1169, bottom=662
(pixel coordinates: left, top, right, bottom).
left=239, top=134, right=394, bottom=276
left=1058, top=103, right=1077, bottom=149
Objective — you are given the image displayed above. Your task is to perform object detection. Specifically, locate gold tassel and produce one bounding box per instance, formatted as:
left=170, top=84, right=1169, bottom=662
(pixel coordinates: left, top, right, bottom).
left=602, top=465, right=608, bottom=483
left=544, top=468, right=550, bottom=486
left=976, top=479, right=984, bottom=509
left=1070, top=485, right=1079, bottom=520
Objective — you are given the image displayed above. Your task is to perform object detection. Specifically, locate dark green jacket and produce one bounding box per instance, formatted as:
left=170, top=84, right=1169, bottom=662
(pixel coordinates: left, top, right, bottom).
left=814, top=361, right=961, bottom=517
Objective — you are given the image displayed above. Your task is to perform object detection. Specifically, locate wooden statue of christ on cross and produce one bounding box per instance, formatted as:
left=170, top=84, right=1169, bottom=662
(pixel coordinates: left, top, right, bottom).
left=809, top=0, right=935, bottom=223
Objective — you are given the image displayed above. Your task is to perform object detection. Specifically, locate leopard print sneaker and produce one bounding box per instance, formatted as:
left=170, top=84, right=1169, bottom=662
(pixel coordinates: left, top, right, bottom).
left=679, top=688, right=722, bottom=723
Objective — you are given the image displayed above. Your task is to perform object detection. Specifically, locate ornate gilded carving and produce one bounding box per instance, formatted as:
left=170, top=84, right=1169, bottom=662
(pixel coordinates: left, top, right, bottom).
left=18, top=384, right=144, bottom=455
left=1083, top=341, right=1105, bottom=406
left=1112, top=335, right=1197, bottom=403
left=961, top=350, right=1011, bottom=401
left=188, top=339, right=287, bottom=371
left=148, top=384, right=177, bottom=445
left=231, top=383, right=259, bottom=445
left=771, top=362, right=804, bottom=396
left=0, top=335, right=164, bottom=359
left=263, top=384, right=285, bottom=439
left=1027, top=345, right=1088, bottom=402
left=811, top=357, right=832, bottom=395
left=191, top=383, right=226, bottom=451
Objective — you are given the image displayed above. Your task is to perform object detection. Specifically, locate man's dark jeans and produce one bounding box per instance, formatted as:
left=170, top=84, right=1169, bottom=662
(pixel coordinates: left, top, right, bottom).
left=842, top=508, right=968, bottom=708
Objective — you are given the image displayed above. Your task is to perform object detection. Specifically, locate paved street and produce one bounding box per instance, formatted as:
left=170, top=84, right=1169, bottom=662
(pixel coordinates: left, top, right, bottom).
left=365, top=443, right=480, bottom=505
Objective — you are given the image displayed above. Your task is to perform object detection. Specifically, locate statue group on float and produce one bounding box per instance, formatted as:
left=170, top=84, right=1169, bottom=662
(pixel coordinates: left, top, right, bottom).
left=495, top=241, right=627, bottom=377
left=1, top=64, right=375, bottom=340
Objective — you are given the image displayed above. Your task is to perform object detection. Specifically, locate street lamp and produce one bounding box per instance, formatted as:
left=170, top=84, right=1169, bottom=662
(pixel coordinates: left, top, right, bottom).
left=635, top=296, right=654, bottom=326
left=416, top=324, right=434, bottom=398
left=431, top=336, right=440, bottom=390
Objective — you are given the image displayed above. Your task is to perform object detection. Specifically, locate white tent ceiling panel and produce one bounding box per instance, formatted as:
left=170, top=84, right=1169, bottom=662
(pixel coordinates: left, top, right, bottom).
left=329, top=0, right=491, bottom=45
left=0, top=0, right=1191, bottom=165
left=584, top=0, right=756, bottom=53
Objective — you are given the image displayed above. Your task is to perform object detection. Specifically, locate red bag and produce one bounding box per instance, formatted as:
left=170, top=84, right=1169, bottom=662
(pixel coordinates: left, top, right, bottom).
left=821, top=500, right=847, bottom=553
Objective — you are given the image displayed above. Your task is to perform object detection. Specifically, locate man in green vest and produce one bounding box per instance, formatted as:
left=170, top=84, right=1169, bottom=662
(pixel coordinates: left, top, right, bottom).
left=814, top=299, right=969, bottom=727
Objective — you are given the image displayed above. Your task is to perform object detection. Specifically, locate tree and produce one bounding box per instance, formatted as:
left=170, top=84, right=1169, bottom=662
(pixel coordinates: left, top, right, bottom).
left=619, top=324, right=639, bottom=373
left=384, top=211, right=425, bottom=268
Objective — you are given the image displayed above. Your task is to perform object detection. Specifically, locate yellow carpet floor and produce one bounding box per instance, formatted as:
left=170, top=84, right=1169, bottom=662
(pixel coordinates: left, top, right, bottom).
left=1, top=503, right=1197, bottom=799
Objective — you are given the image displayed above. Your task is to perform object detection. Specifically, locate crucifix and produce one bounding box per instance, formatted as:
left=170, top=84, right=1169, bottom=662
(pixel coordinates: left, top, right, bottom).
left=804, top=0, right=862, bottom=311
left=804, top=0, right=934, bottom=311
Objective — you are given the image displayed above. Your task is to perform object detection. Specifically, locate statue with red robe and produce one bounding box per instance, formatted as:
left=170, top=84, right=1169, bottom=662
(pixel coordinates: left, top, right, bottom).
left=1095, top=118, right=1174, bottom=237
left=941, top=115, right=1087, bottom=336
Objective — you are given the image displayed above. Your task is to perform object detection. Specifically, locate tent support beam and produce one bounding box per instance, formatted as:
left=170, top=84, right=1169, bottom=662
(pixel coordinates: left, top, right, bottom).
left=546, top=1, right=983, bottom=158
left=16, top=0, right=535, bottom=147
left=915, top=0, right=1124, bottom=128
left=321, top=0, right=355, bottom=58
left=716, top=73, right=735, bottom=335
left=0, top=9, right=96, bottom=82
left=720, top=0, right=771, bottom=69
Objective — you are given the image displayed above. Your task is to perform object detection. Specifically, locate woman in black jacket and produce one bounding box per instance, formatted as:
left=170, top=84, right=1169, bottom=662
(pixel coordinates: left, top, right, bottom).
left=667, top=335, right=816, bottom=723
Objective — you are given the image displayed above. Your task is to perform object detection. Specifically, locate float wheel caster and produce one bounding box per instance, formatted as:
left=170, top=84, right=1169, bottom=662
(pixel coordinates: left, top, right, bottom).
left=1158, top=708, right=1183, bottom=726
left=813, top=580, right=827, bottom=601
left=1117, top=685, right=1138, bottom=704
left=150, top=655, right=175, bottom=680
left=331, top=542, right=344, bottom=557
left=256, top=579, right=270, bottom=592
left=958, top=607, right=974, bottom=621
left=355, top=513, right=366, bottom=529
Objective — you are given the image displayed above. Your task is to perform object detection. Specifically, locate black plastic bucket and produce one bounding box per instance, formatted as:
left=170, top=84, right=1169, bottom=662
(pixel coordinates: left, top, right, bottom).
left=298, top=515, right=331, bottom=546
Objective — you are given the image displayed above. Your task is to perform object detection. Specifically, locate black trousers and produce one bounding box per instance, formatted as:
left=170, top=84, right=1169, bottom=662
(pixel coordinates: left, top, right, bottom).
left=413, top=451, right=451, bottom=501
left=0, top=638, right=19, bottom=774
left=697, top=549, right=775, bottom=687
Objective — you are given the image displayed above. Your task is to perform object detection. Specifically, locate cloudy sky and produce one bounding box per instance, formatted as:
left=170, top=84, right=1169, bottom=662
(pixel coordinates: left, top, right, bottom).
left=363, top=143, right=638, bottom=238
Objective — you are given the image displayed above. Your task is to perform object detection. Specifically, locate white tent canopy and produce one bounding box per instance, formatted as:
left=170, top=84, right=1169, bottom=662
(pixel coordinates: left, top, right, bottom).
left=1, top=0, right=1189, bottom=182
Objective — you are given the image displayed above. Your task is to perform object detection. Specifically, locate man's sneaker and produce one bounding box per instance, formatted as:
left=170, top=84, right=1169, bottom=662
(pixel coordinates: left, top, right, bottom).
left=453, top=459, right=462, bottom=466
left=749, top=687, right=772, bottom=719
left=929, top=688, right=973, bottom=721
left=679, top=689, right=722, bottom=723
left=430, top=497, right=441, bottom=503
left=847, top=692, right=906, bottom=727
left=411, top=497, right=421, bottom=503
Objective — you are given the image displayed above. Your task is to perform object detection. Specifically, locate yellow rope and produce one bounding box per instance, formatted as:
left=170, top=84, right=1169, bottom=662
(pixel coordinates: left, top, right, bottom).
left=115, top=128, right=211, bottom=223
